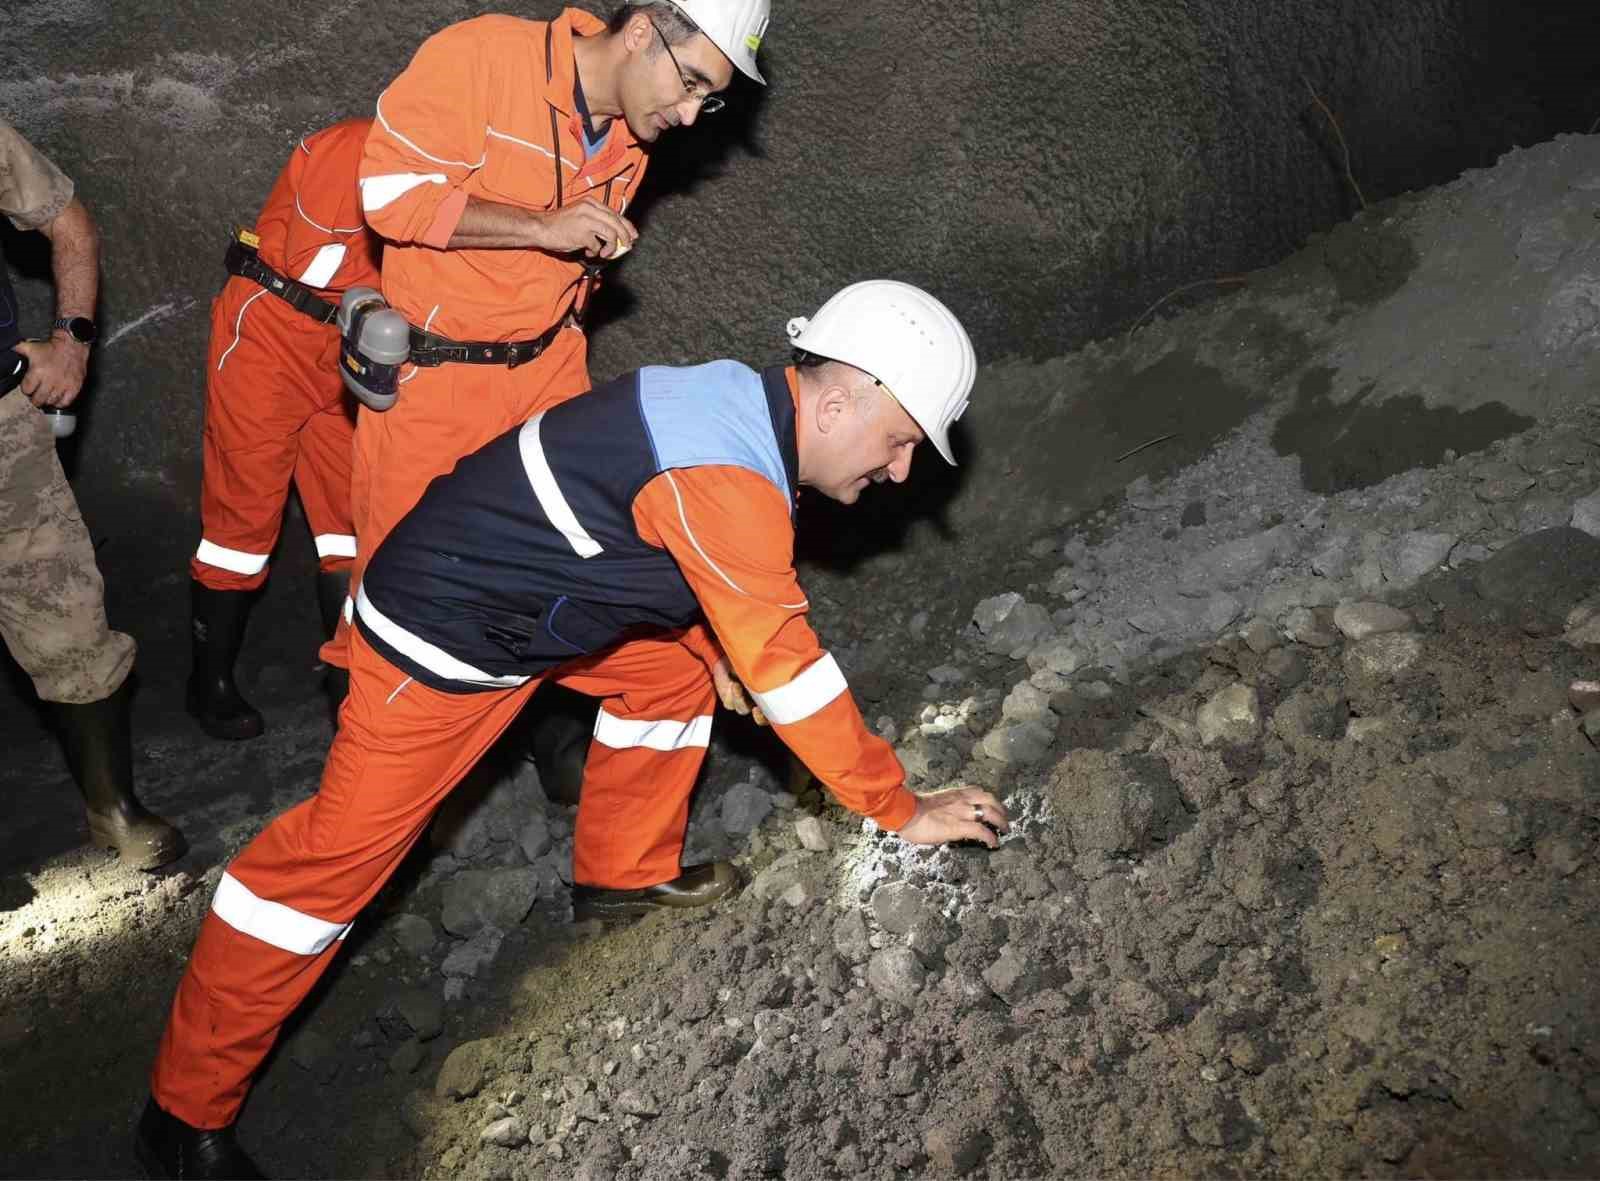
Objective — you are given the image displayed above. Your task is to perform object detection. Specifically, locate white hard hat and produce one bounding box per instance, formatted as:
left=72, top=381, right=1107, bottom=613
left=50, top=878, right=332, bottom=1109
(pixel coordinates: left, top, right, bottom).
left=662, top=0, right=770, bottom=84
left=786, top=280, right=977, bottom=465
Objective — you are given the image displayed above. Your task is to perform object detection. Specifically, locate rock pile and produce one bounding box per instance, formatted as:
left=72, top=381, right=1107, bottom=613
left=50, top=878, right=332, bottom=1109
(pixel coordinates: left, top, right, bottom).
left=243, top=138, right=1600, bottom=1176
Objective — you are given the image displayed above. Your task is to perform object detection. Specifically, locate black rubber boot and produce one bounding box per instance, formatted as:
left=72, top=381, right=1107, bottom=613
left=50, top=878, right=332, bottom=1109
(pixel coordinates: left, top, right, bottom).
left=186, top=581, right=264, bottom=741
left=528, top=686, right=597, bottom=807
left=135, top=1096, right=264, bottom=1180
left=316, top=568, right=352, bottom=729
left=55, top=680, right=186, bottom=871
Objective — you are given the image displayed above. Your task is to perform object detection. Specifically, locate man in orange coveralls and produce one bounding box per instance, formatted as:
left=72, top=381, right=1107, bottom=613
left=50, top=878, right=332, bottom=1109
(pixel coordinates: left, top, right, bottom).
left=331, top=0, right=774, bottom=887
left=187, top=118, right=381, bottom=741
left=137, top=281, right=1007, bottom=1178
left=326, top=0, right=770, bottom=645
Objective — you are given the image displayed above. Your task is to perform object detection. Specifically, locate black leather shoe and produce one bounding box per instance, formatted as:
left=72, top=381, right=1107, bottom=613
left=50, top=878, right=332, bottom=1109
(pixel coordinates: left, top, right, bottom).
left=571, top=861, right=740, bottom=921
left=135, top=1096, right=265, bottom=1180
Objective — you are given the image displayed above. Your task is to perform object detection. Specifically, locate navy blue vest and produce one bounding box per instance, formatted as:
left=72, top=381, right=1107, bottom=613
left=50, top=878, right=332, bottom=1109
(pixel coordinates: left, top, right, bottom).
left=358, top=362, right=799, bottom=692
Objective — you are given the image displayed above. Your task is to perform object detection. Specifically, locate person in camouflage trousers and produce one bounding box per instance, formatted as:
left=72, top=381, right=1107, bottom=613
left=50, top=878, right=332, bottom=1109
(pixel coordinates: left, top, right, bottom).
left=0, top=116, right=184, bottom=869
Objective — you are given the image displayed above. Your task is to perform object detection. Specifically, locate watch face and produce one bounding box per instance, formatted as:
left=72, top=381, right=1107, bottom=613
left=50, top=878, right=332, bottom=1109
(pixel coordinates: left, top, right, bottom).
left=63, top=316, right=96, bottom=343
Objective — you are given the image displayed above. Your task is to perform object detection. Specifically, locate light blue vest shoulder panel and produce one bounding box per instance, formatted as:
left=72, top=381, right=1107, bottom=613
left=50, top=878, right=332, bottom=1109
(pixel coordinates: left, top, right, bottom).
left=637, top=360, right=792, bottom=511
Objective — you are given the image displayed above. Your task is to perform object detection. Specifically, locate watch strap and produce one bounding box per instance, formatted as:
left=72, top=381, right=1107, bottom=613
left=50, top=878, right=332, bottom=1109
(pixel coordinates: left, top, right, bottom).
left=52, top=316, right=96, bottom=343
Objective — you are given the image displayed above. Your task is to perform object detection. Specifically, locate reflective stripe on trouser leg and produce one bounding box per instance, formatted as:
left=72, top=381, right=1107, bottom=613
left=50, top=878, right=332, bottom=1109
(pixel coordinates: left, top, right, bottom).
left=151, top=911, right=344, bottom=1130
left=560, top=633, right=718, bottom=891
left=192, top=280, right=329, bottom=594
left=150, top=627, right=542, bottom=1129
left=296, top=395, right=357, bottom=574
left=312, top=534, right=357, bottom=564
left=193, top=540, right=271, bottom=576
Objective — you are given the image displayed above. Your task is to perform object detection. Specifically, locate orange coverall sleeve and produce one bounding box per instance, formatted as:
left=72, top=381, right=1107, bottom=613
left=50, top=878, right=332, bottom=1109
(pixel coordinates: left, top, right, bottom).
left=676, top=620, right=724, bottom=671
left=280, top=121, right=379, bottom=290
left=361, top=19, right=510, bottom=250
left=633, top=467, right=919, bottom=831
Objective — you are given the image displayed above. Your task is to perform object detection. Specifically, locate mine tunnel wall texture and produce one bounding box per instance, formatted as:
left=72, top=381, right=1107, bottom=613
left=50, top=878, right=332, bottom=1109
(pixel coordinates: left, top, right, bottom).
left=1, top=0, right=1596, bottom=555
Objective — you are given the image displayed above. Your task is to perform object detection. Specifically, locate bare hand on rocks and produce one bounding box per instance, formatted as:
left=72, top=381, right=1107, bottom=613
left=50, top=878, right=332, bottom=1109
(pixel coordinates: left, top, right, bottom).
left=898, top=786, right=1011, bottom=848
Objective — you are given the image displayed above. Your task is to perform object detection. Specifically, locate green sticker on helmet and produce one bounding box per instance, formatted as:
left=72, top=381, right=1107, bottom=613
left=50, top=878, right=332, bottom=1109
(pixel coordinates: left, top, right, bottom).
left=745, top=33, right=762, bottom=51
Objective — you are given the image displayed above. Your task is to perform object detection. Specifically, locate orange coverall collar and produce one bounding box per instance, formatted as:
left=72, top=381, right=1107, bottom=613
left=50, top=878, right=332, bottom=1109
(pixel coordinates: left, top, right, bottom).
left=785, top=365, right=803, bottom=506
left=547, top=8, right=643, bottom=155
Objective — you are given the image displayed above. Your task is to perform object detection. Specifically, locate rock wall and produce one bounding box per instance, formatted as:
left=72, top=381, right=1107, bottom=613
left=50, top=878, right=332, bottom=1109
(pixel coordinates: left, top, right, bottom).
left=1, top=0, right=1597, bottom=584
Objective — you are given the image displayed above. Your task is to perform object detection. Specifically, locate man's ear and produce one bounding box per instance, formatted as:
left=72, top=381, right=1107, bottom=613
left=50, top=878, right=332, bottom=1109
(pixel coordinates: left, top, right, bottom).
left=622, top=12, right=654, bottom=55
left=813, top=383, right=851, bottom=437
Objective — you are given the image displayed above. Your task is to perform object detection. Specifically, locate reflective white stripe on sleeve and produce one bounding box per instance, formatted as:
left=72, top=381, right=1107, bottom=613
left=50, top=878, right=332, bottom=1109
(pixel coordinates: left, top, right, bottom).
left=592, top=707, right=713, bottom=752
left=355, top=585, right=530, bottom=688
left=195, top=539, right=270, bottom=576
left=296, top=243, right=347, bottom=288
left=751, top=653, right=849, bottom=726
left=211, top=871, right=353, bottom=956
left=360, top=172, right=447, bottom=212
left=518, top=413, right=602, bottom=558
left=313, top=533, right=358, bottom=559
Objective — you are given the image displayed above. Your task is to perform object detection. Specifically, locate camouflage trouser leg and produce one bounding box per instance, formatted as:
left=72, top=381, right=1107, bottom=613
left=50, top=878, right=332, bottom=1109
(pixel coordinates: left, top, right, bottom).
left=0, top=390, right=134, bottom=704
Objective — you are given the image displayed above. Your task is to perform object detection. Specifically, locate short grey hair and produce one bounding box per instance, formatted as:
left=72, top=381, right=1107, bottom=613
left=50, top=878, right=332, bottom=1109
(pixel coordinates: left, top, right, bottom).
left=794, top=355, right=886, bottom=408
left=608, top=2, right=700, bottom=45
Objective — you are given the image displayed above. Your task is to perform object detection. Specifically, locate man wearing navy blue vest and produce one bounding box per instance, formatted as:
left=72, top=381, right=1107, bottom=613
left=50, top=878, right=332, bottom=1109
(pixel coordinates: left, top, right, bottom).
left=142, top=280, right=1010, bottom=1171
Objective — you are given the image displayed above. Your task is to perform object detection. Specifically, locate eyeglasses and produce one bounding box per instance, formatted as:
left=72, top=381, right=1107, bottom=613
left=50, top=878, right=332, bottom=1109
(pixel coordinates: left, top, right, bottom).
left=650, top=18, right=726, bottom=115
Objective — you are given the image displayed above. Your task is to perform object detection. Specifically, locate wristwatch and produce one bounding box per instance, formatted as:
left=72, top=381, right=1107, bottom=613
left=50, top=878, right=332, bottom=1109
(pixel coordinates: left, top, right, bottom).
left=52, top=316, right=98, bottom=344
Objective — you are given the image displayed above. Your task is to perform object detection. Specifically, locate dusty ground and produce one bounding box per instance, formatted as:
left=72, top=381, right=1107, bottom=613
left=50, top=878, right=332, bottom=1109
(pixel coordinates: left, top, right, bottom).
left=4, top=134, right=1600, bottom=1179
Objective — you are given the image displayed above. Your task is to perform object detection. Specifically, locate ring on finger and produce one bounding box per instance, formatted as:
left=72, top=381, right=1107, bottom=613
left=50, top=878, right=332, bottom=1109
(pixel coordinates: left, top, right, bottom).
left=972, top=803, right=984, bottom=820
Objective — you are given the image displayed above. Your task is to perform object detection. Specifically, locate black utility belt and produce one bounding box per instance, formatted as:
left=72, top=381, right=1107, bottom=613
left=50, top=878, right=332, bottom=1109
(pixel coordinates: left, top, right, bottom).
left=406, top=322, right=565, bottom=369
left=223, top=237, right=337, bottom=325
